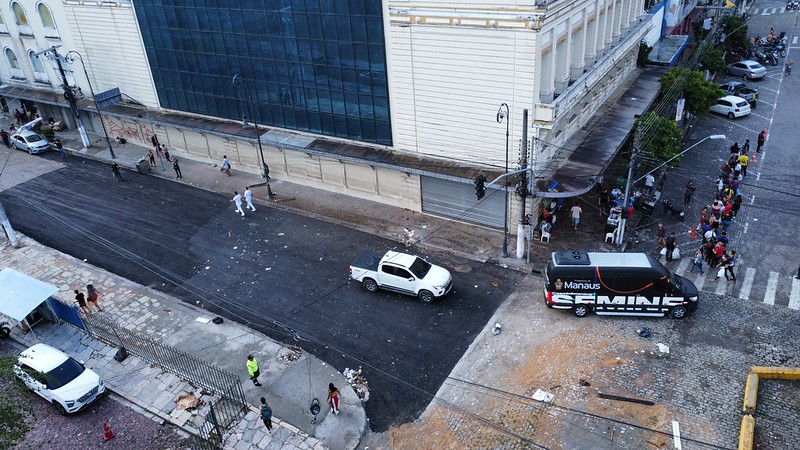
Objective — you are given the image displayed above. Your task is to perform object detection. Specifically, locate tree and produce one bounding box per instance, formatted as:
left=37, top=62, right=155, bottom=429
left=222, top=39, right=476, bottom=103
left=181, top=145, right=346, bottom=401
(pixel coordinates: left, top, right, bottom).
left=700, top=44, right=726, bottom=74
left=0, top=355, right=35, bottom=448
left=637, top=42, right=653, bottom=67
left=719, top=15, right=749, bottom=52
left=635, top=113, right=684, bottom=165
left=659, top=68, right=725, bottom=116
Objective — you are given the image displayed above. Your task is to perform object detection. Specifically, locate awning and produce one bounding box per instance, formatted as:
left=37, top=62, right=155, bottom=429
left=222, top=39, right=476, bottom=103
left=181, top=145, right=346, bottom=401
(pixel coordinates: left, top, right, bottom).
left=0, top=268, right=58, bottom=322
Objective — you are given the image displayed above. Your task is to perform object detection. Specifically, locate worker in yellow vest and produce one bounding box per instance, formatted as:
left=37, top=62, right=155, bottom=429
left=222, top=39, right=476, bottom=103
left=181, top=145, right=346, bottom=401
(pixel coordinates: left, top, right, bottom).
left=247, top=355, right=262, bottom=386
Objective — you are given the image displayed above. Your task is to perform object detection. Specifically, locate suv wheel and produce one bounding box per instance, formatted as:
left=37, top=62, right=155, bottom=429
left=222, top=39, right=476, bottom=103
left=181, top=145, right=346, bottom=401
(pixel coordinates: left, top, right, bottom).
left=418, top=290, right=435, bottom=303
left=363, top=278, right=378, bottom=292
left=53, top=402, right=67, bottom=416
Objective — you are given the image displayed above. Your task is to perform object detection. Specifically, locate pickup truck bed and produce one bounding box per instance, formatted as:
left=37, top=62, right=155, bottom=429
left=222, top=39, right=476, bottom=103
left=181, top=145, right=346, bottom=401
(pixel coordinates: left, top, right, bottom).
left=351, top=251, right=382, bottom=272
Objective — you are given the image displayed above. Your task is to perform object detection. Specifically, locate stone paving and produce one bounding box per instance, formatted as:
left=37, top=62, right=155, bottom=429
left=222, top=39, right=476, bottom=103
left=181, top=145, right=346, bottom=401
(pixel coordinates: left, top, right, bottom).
left=1, top=235, right=336, bottom=450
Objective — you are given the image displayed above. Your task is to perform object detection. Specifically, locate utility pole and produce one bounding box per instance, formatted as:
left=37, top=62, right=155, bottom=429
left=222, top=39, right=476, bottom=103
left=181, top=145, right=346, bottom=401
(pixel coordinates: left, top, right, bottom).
left=516, top=109, right=529, bottom=259
left=35, top=46, right=91, bottom=149
left=0, top=200, right=19, bottom=248
left=616, top=117, right=641, bottom=246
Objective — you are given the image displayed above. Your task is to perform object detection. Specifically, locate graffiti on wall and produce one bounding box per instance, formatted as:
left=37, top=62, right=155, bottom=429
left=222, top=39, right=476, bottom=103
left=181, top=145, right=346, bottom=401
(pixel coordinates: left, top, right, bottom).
left=105, top=116, right=155, bottom=144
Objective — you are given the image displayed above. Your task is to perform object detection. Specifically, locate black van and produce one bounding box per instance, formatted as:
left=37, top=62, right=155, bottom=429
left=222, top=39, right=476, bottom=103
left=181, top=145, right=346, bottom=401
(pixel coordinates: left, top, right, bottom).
left=544, top=251, right=699, bottom=319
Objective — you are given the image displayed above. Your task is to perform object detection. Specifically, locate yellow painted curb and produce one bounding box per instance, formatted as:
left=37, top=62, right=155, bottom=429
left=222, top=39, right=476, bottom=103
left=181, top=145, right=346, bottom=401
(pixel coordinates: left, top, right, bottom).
left=742, top=371, right=759, bottom=415
left=749, top=366, right=800, bottom=380
left=738, top=415, right=754, bottom=450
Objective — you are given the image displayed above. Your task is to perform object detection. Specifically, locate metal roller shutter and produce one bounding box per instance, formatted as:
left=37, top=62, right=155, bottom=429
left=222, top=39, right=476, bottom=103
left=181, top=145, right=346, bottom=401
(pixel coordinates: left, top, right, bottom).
left=420, top=176, right=505, bottom=228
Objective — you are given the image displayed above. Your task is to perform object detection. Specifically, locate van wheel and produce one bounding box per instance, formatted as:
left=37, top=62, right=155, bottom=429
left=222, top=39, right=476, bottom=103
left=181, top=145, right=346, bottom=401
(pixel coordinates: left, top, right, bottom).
left=53, top=402, right=67, bottom=416
left=418, top=290, right=435, bottom=303
left=363, top=278, right=378, bottom=293
left=573, top=304, right=590, bottom=317
left=669, top=306, right=687, bottom=319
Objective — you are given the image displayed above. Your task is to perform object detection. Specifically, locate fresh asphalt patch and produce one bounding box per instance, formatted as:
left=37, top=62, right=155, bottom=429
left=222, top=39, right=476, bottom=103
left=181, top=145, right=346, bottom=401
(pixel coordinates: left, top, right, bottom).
left=1, top=156, right=524, bottom=431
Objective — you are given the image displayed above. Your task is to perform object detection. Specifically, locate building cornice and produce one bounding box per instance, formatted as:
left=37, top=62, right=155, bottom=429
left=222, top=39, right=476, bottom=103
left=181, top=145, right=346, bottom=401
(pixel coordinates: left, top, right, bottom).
left=389, top=6, right=547, bottom=30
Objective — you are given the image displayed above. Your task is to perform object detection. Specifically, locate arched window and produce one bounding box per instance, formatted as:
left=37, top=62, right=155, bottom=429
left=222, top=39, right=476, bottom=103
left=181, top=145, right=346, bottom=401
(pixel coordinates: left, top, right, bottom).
left=5, top=48, right=25, bottom=79
left=28, top=50, right=48, bottom=82
left=0, top=10, right=9, bottom=34
left=37, top=3, right=58, bottom=38
left=11, top=2, right=32, bottom=35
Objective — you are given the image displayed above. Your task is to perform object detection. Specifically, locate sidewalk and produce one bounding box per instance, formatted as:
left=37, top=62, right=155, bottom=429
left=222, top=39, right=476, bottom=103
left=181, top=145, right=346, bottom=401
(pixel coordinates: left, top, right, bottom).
left=0, top=234, right=361, bottom=449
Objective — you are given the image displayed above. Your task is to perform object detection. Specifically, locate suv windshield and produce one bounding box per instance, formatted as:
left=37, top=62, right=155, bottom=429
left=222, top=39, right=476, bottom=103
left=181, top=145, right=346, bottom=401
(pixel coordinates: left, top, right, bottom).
left=45, top=357, right=85, bottom=390
left=408, top=257, right=432, bottom=279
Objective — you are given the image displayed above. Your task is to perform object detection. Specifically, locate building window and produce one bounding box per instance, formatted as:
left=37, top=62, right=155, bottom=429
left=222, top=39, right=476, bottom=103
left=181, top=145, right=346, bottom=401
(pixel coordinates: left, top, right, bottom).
left=0, top=10, right=9, bottom=34
left=37, top=3, right=59, bottom=38
left=11, top=2, right=32, bottom=35
left=28, top=50, right=48, bottom=82
left=5, top=48, right=25, bottom=79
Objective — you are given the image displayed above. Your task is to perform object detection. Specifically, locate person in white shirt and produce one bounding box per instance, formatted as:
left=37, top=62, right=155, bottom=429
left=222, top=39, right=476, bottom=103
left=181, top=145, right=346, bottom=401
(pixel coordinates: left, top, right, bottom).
left=244, top=186, right=256, bottom=211
left=570, top=203, right=583, bottom=230
left=644, top=173, right=655, bottom=194
left=231, top=191, right=245, bottom=216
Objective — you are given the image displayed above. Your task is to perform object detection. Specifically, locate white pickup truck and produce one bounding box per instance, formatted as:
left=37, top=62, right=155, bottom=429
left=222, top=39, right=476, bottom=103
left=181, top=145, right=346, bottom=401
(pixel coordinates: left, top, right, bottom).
left=348, top=251, right=453, bottom=303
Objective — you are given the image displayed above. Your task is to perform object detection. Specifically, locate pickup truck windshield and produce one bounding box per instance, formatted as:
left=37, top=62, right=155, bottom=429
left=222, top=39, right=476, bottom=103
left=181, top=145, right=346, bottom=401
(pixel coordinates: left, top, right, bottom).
left=408, top=257, right=432, bottom=279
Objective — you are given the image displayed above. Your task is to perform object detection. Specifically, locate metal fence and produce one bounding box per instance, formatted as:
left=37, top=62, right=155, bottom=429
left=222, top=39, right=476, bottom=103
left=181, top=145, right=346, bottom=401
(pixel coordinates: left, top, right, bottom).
left=81, top=314, right=247, bottom=449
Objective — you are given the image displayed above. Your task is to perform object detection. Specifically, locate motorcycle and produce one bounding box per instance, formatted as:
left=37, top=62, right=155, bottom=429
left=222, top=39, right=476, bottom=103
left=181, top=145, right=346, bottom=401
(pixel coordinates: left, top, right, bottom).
left=787, top=0, right=798, bottom=11
left=756, top=51, right=779, bottom=66
left=768, top=43, right=787, bottom=57
left=662, top=198, right=685, bottom=221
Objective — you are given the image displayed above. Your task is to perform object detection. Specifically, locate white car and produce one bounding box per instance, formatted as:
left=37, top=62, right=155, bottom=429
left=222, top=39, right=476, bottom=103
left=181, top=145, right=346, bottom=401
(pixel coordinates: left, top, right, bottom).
left=10, top=129, right=52, bottom=154
left=709, top=95, right=751, bottom=119
left=14, top=343, right=105, bottom=414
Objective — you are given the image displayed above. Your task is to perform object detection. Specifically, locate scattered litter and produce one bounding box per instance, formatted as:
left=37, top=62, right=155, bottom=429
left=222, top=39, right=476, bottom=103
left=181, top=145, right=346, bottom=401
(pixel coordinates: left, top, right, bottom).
left=195, top=317, right=211, bottom=324
left=656, top=343, right=670, bottom=354
left=474, top=285, right=478, bottom=288
left=344, top=367, right=370, bottom=402
left=211, top=317, right=223, bottom=325
left=320, top=257, right=323, bottom=261
left=636, top=327, right=651, bottom=338
left=205, top=266, right=210, bottom=270
left=491, top=280, right=499, bottom=287
left=579, top=379, right=591, bottom=387
left=403, top=228, right=416, bottom=246
left=233, top=246, right=238, bottom=249
left=265, top=267, right=272, bottom=271
left=598, top=392, right=655, bottom=405
left=176, top=393, right=205, bottom=411
left=278, top=346, right=303, bottom=363
left=278, top=232, right=285, bottom=236
left=492, top=323, right=502, bottom=335
left=532, top=389, right=554, bottom=403
left=163, top=309, right=172, bottom=313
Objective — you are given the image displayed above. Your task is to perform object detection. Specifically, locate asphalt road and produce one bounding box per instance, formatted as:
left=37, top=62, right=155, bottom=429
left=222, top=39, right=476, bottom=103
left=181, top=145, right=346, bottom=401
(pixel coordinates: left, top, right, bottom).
left=0, top=155, right=523, bottom=431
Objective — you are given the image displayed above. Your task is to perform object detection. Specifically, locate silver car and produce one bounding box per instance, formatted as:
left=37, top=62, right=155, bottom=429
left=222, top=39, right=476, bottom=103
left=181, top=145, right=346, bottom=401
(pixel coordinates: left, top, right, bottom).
left=725, top=60, right=767, bottom=80
left=11, top=130, right=52, bottom=154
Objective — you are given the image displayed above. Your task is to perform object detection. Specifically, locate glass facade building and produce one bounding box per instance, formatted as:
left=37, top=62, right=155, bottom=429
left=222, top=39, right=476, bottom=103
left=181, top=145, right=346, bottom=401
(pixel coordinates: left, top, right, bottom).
left=133, top=0, right=391, bottom=145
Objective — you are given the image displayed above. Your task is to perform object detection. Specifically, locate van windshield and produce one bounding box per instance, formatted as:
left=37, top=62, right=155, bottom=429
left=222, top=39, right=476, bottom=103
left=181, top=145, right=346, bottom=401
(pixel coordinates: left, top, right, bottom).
left=668, top=273, right=682, bottom=291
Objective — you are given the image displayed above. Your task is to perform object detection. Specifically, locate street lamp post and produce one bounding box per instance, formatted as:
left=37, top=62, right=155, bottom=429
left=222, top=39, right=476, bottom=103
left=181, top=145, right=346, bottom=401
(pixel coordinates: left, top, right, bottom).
left=496, top=103, right=510, bottom=258
left=232, top=74, right=269, bottom=183
left=65, top=51, right=115, bottom=159
left=121, top=93, right=165, bottom=172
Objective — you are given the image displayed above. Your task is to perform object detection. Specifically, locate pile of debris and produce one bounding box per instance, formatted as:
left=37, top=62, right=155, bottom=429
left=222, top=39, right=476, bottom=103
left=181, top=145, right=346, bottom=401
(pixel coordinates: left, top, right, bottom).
left=278, top=346, right=303, bottom=363
left=344, top=367, right=370, bottom=402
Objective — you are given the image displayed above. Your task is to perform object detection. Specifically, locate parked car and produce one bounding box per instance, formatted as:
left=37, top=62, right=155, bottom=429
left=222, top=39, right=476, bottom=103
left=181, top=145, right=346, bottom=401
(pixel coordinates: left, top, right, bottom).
left=10, top=129, right=52, bottom=154
left=349, top=250, right=453, bottom=303
left=725, top=60, right=767, bottom=80
left=719, top=81, right=758, bottom=107
left=14, top=343, right=105, bottom=415
left=710, top=95, right=751, bottom=119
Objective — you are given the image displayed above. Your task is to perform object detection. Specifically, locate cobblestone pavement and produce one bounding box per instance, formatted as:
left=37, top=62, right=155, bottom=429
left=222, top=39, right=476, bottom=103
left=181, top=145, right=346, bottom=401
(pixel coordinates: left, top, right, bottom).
left=378, top=275, right=800, bottom=449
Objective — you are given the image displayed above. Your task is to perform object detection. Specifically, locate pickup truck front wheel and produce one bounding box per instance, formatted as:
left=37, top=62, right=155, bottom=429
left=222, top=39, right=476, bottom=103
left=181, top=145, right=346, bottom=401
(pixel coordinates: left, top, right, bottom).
left=363, top=278, right=379, bottom=292
left=418, top=290, right=435, bottom=303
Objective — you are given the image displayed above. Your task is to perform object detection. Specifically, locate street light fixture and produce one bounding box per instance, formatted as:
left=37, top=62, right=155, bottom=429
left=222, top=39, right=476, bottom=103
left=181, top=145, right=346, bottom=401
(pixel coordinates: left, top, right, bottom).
left=121, top=93, right=165, bottom=172
left=496, top=103, right=510, bottom=258
left=64, top=51, right=115, bottom=159
left=232, top=74, right=273, bottom=199
left=633, top=134, right=726, bottom=185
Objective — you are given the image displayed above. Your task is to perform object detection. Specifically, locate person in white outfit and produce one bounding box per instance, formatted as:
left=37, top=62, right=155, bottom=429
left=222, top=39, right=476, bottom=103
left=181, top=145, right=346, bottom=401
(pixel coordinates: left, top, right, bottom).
left=231, top=191, right=245, bottom=216
left=244, top=186, right=256, bottom=211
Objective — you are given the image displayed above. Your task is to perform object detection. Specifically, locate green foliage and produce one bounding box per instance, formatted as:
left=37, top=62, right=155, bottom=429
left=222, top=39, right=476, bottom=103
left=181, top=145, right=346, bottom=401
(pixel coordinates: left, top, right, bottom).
left=659, top=68, right=725, bottom=116
left=636, top=113, right=685, bottom=165
left=719, top=15, right=749, bottom=51
left=0, top=356, right=34, bottom=448
left=637, top=42, right=653, bottom=67
left=700, top=45, right=726, bottom=74
left=41, top=127, right=55, bottom=142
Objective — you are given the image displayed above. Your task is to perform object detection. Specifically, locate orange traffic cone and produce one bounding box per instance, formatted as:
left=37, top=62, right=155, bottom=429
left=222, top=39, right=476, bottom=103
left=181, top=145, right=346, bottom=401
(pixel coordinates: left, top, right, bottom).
left=751, top=151, right=756, bottom=163
left=103, top=422, right=115, bottom=441
left=690, top=225, right=696, bottom=239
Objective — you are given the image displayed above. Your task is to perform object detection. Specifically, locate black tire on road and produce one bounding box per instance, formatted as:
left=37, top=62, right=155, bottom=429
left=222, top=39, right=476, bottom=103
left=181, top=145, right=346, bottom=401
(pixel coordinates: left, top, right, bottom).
left=363, top=278, right=378, bottom=292
left=727, top=112, right=735, bottom=119
left=573, top=304, right=590, bottom=317
left=53, top=402, right=67, bottom=416
left=669, top=306, right=688, bottom=319
left=418, top=290, right=435, bottom=303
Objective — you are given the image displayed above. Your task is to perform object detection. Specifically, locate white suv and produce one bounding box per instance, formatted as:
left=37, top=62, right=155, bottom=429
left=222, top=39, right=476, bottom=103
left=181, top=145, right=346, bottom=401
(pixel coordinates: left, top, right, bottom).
left=14, top=343, right=105, bottom=414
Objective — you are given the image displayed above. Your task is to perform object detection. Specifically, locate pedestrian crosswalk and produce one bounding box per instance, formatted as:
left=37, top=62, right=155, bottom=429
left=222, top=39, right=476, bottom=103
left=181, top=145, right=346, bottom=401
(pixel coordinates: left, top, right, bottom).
left=669, top=257, right=800, bottom=310
left=754, top=6, right=796, bottom=15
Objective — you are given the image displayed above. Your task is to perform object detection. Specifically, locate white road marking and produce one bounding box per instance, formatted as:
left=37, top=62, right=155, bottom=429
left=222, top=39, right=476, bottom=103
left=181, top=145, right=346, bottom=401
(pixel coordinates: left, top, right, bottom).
left=756, top=172, right=760, bottom=181
left=750, top=195, right=756, bottom=205
left=743, top=222, right=748, bottom=234
left=676, top=257, right=691, bottom=274
left=673, top=421, right=682, bottom=450
left=715, top=272, right=729, bottom=295
left=764, top=272, right=779, bottom=305
left=694, top=272, right=706, bottom=292
left=794, top=36, right=799, bottom=44
left=739, top=268, right=756, bottom=300
left=790, top=277, right=800, bottom=310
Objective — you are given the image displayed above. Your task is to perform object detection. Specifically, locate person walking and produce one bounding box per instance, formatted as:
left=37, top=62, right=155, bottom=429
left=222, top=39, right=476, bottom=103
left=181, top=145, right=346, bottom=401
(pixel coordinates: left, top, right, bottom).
left=690, top=249, right=705, bottom=275
left=655, top=223, right=667, bottom=249
left=147, top=150, right=156, bottom=168
left=738, top=153, right=749, bottom=177
left=757, top=129, right=767, bottom=153
left=55, top=139, right=67, bottom=158
left=172, top=157, right=182, bottom=179
left=259, top=397, right=273, bottom=431
left=74, top=289, right=90, bottom=315
left=644, top=173, right=655, bottom=195
left=327, top=383, right=341, bottom=415
left=569, top=202, right=582, bottom=230
left=684, top=180, right=696, bottom=206
left=785, top=58, right=794, bottom=76
left=111, top=162, right=123, bottom=181
left=723, top=250, right=737, bottom=283
left=231, top=191, right=245, bottom=216
left=244, top=186, right=256, bottom=211
left=742, top=139, right=750, bottom=154
left=86, top=284, right=103, bottom=312
left=665, top=232, right=677, bottom=262
left=247, top=355, right=262, bottom=386
left=0, top=129, right=9, bottom=147
left=221, top=155, right=231, bottom=176
left=162, top=145, right=171, bottom=162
